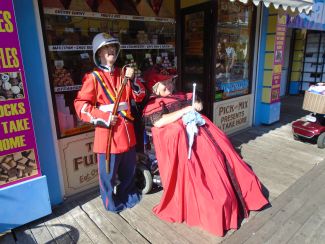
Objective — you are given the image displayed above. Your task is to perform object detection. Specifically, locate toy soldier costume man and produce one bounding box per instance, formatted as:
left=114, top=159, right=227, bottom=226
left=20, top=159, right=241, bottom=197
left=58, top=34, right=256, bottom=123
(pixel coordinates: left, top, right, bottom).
left=75, top=33, right=146, bottom=212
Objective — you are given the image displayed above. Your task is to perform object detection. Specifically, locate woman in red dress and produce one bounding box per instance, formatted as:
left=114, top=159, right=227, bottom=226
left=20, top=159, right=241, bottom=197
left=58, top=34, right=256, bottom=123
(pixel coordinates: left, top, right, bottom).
left=142, top=66, right=269, bottom=236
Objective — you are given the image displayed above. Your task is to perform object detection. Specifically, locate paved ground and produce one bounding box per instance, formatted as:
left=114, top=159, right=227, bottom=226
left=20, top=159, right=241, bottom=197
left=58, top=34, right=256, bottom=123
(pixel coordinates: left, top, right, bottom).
left=1, top=95, right=324, bottom=244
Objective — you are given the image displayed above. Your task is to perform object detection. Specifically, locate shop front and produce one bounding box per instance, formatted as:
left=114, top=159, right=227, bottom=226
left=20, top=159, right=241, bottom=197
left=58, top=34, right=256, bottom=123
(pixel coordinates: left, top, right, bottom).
left=1, top=0, right=314, bottom=233
left=287, top=0, right=325, bottom=95
left=178, top=0, right=256, bottom=134
left=179, top=0, right=314, bottom=131
left=38, top=0, right=176, bottom=198
left=2, top=0, right=176, bottom=232
left=231, top=0, right=315, bottom=126
left=0, top=0, right=52, bottom=232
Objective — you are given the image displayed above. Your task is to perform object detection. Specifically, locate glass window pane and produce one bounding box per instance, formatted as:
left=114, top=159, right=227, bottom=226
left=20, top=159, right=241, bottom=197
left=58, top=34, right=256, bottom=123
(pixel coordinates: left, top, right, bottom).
left=182, top=11, right=205, bottom=93
left=215, top=0, right=254, bottom=101
left=41, top=5, right=175, bottom=138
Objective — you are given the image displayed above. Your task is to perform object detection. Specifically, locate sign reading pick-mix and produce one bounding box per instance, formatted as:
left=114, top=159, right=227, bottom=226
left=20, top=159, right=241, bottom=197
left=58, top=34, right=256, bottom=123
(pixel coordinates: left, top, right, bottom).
left=213, top=95, right=251, bottom=134
left=0, top=0, right=41, bottom=188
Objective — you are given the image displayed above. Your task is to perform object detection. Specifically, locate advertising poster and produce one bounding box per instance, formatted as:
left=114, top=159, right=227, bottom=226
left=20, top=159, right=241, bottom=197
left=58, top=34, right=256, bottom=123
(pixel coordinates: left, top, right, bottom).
left=0, top=0, right=41, bottom=188
left=270, top=14, right=287, bottom=103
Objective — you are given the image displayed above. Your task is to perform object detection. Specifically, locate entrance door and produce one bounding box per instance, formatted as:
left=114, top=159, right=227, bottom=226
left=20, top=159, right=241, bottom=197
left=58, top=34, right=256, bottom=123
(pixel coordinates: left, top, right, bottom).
left=180, top=3, right=214, bottom=118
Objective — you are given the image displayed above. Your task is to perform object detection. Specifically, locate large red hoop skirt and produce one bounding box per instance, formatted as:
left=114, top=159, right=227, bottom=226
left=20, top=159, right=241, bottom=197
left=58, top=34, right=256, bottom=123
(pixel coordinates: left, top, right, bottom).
left=150, top=115, right=268, bottom=236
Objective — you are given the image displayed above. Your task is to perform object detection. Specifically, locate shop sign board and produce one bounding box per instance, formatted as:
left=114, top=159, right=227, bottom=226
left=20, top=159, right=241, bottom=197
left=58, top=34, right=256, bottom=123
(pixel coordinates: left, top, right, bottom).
left=58, top=132, right=98, bottom=196
left=270, top=14, right=287, bottom=103
left=213, top=95, right=252, bottom=134
left=0, top=0, right=41, bottom=188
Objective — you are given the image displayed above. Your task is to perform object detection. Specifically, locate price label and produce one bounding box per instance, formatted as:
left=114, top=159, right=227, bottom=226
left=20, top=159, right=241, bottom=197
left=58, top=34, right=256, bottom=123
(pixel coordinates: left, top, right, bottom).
left=80, top=53, right=90, bottom=59
left=156, top=56, right=162, bottom=63
left=54, top=60, right=64, bottom=68
left=126, top=54, right=134, bottom=59
left=89, top=27, right=98, bottom=33
left=65, top=27, right=74, bottom=33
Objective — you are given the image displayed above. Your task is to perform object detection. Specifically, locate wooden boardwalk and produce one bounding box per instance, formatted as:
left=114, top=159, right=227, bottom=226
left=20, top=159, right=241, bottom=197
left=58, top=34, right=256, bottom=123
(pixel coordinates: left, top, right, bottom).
left=224, top=159, right=325, bottom=244
left=1, top=95, right=324, bottom=244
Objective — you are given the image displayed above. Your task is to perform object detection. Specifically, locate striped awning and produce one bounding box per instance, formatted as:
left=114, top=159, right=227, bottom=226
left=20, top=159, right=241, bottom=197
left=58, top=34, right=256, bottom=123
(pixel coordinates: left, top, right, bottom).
left=287, top=1, right=325, bottom=30
left=230, top=0, right=314, bottom=14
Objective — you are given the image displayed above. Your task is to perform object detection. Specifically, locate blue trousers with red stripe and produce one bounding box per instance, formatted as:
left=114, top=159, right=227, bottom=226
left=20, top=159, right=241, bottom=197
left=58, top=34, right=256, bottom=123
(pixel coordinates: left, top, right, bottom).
left=98, top=147, right=141, bottom=212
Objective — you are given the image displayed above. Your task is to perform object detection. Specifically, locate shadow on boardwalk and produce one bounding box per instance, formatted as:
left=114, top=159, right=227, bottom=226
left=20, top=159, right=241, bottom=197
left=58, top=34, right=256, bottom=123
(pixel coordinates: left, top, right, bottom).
left=1, top=95, right=324, bottom=244
left=229, top=95, right=311, bottom=148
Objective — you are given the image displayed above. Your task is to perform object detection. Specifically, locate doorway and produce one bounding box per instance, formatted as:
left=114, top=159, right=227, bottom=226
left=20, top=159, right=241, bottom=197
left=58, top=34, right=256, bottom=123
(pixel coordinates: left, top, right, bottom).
left=179, top=2, right=215, bottom=119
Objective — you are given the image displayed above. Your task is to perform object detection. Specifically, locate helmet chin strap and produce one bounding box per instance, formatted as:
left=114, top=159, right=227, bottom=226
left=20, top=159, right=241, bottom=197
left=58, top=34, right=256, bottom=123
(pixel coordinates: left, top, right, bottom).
left=99, top=55, right=117, bottom=72
left=99, top=64, right=115, bottom=73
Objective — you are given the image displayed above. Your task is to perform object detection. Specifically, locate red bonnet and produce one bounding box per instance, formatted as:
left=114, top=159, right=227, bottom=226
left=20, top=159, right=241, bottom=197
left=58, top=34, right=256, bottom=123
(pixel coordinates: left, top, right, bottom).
left=143, top=66, right=177, bottom=93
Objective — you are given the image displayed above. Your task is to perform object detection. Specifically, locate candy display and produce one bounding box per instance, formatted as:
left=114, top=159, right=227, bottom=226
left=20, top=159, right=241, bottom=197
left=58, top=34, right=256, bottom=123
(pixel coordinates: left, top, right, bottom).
left=52, top=67, right=74, bottom=87
left=0, top=72, right=25, bottom=101
left=0, top=150, right=38, bottom=186
left=55, top=94, right=75, bottom=133
left=41, top=0, right=175, bottom=138
left=136, top=30, right=150, bottom=44
left=69, top=0, right=92, bottom=11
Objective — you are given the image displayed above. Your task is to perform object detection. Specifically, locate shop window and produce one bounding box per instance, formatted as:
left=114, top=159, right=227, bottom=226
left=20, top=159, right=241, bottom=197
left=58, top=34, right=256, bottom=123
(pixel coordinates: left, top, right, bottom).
left=39, top=1, right=175, bottom=138
left=215, top=0, right=254, bottom=101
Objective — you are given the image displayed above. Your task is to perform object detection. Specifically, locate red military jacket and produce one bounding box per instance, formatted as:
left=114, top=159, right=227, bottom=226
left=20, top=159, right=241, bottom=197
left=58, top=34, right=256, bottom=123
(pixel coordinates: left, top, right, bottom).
left=74, top=67, right=146, bottom=154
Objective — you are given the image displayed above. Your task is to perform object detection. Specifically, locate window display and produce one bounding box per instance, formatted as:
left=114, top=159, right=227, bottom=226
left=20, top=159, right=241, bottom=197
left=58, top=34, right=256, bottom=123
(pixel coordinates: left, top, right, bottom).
left=215, top=0, right=254, bottom=101
left=182, top=11, right=205, bottom=93
left=40, top=3, right=176, bottom=138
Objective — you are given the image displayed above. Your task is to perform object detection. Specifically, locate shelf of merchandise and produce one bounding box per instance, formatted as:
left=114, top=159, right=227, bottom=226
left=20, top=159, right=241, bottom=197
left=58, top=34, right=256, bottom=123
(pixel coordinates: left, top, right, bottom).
left=54, top=85, right=82, bottom=93
left=42, top=7, right=176, bottom=138
left=217, top=23, right=248, bottom=29
left=48, top=44, right=174, bottom=52
left=43, top=8, right=175, bottom=23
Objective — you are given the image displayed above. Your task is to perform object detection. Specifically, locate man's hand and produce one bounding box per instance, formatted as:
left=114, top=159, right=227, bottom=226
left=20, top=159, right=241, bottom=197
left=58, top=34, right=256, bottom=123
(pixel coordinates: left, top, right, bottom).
left=125, top=67, right=135, bottom=79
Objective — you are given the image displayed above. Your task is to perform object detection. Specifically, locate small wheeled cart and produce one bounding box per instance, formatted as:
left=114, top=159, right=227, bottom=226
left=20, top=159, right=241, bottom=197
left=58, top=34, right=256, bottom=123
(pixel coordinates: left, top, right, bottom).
left=292, top=89, right=325, bottom=149
left=292, top=113, right=325, bottom=149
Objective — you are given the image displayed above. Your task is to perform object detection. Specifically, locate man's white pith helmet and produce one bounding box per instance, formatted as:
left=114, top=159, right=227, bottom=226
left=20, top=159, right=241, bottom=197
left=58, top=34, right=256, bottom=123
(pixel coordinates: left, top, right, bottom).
left=92, top=32, right=121, bottom=68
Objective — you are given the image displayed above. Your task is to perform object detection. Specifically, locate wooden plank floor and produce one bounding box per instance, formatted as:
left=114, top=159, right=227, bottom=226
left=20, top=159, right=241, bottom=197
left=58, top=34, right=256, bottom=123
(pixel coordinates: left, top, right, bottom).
left=224, top=159, right=325, bottom=244
left=1, top=95, right=324, bottom=244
